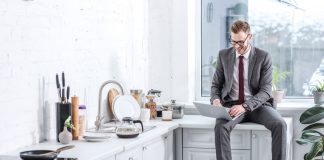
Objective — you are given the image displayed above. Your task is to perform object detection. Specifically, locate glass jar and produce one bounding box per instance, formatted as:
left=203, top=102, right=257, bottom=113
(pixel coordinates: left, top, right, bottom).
left=145, top=95, right=157, bottom=119
left=78, top=105, right=86, bottom=136
left=130, top=89, right=143, bottom=108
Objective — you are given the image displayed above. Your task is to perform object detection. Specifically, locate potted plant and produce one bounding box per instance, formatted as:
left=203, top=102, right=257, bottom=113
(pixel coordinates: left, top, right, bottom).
left=272, top=65, right=289, bottom=103
left=296, top=105, right=324, bottom=160
left=311, top=81, right=324, bottom=104
left=59, top=116, right=74, bottom=144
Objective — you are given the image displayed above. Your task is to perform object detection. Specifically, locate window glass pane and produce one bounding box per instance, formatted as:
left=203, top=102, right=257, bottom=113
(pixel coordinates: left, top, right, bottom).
left=201, top=0, right=324, bottom=98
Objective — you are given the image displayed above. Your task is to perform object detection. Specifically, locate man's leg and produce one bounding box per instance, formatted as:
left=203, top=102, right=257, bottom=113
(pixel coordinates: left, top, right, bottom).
left=248, top=106, right=287, bottom=160
left=214, top=114, right=246, bottom=160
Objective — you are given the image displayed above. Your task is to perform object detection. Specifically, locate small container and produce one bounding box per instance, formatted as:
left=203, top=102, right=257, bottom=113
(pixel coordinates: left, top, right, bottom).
left=78, top=105, right=87, bottom=137
left=145, top=95, right=157, bottom=119
left=162, top=105, right=172, bottom=121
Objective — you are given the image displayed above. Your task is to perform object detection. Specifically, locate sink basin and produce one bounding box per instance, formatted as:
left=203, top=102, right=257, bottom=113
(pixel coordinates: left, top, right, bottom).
left=87, top=123, right=156, bottom=133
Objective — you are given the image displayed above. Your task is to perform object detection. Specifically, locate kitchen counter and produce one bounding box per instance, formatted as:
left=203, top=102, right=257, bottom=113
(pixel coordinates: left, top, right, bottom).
left=1, top=115, right=287, bottom=160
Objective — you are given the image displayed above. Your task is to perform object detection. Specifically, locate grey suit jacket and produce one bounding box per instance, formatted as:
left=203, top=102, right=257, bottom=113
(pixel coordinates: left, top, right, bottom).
left=210, top=46, right=274, bottom=111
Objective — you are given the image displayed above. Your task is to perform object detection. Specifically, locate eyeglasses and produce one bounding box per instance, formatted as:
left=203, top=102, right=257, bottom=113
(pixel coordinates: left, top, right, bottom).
left=230, top=34, right=250, bottom=46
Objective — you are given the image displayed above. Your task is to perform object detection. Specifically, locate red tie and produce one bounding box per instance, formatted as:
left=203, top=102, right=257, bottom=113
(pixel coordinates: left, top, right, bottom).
left=238, top=56, right=244, bottom=104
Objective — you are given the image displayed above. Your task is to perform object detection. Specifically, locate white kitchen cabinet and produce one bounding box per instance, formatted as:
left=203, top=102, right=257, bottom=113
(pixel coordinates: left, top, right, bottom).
left=251, top=130, right=272, bottom=160
left=142, top=137, right=165, bottom=160
left=163, top=131, right=174, bottom=160
left=116, top=131, right=174, bottom=160
left=183, top=148, right=216, bottom=160
left=116, top=147, right=142, bottom=160
left=181, top=118, right=292, bottom=160
left=183, top=129, right=250, bottom=149
left=184, top=148, right=251, bottom=160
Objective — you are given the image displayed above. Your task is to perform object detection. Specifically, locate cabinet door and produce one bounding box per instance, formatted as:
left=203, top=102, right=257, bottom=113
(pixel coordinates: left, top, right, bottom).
left=183, top=148, right=216, bottom=160
left=232, top=150, right=251, bottom=160
left=183, top=148, right=251, bottom=160
left=164, top=131, right=174, bottom=160
left=251, top=130, right=272, bottom=160
left=183, top=129, right=251, bottom=149
left=116, top=147, right=142, bottom=160
left=183, top=148, right=250, bottom=160
left=143, top=137, right=165, bottom=160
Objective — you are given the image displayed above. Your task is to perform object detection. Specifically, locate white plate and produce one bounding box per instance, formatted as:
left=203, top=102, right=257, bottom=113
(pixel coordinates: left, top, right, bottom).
left=83, top=133, right=111, bottom=142
left=112, top=95, right=141, bottom=122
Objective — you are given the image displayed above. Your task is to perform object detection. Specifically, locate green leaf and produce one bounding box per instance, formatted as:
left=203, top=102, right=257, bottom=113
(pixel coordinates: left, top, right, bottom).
left=316, top=150, right=324, bottom=158
left=302, top=130, right=323, bottom=138
left=296, top=138, right=313, bottom=145
left=311, top=80, right=324, bottom=92
left=305, top=141, right=323, bottom=160
left=303, top=123, right=324, bottom=131
left=300, top=107, right=324, bottom=124
left=272, top=65, right=289, bottom=91
left=64, top=116, right=75, bottom=130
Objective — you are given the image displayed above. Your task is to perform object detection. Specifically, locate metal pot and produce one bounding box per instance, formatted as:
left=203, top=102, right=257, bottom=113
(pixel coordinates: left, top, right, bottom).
left=163, top=100, right=184, bottom=119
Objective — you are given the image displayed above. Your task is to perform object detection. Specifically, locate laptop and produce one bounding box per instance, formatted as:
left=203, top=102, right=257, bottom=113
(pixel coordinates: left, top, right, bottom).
left=193, top=102, right=243, bottom=121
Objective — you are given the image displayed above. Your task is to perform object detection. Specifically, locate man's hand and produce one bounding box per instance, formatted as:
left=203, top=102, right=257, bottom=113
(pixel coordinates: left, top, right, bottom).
left=228, top=105, right=246, bottom=117
left=212, top=99, right=221, bottom=107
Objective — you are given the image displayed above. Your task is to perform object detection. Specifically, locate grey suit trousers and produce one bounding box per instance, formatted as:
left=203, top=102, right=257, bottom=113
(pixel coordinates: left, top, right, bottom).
left=214, top=106, right=287, bottom=160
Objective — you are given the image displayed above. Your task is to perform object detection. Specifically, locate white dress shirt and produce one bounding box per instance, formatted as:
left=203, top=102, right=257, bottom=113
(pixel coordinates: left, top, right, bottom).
left=229, top=46, right=252, bottom=101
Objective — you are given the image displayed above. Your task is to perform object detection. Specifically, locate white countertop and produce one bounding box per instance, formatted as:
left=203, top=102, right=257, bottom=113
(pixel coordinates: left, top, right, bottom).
left=1, top=115, right=290, bottom=160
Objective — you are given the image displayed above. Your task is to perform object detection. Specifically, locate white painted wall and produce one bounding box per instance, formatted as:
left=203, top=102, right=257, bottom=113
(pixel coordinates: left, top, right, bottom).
left=0, top=0, right=149, bottom=153
left=0, top=0, right=191, bottom=153
left=147, top=0, right=192, bottom=104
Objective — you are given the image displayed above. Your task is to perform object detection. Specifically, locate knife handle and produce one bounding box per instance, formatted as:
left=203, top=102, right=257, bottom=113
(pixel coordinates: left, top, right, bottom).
left=67, top=86, right=70, bottom=102
left=62, top=72, right=65, bottom=87
left=56, top=74, right=60, bottom=89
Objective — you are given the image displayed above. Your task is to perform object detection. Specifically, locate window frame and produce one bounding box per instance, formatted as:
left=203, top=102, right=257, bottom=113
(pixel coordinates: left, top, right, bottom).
left=194, top=0, right=314, bottom=101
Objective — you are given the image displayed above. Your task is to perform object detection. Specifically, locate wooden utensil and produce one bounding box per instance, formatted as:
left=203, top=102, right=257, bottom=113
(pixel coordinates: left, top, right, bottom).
left=107, top=88, right=119, bottom=120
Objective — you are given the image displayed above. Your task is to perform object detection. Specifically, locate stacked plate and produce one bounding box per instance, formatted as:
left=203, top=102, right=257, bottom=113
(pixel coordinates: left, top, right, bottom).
left=112, top=95, right=141, bottom=122
left=83, top=133, right=111, bottom=142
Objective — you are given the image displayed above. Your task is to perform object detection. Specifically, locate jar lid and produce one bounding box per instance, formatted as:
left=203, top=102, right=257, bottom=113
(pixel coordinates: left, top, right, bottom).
left=130, top=89, right=142, bottom=94
left=163, top=100, right=184, bottom=108
left=79, top=105, right=86, bottom=109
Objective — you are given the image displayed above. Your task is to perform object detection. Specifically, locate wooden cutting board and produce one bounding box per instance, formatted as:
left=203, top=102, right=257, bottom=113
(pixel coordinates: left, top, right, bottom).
left=107, top=88, right=119, bottom=120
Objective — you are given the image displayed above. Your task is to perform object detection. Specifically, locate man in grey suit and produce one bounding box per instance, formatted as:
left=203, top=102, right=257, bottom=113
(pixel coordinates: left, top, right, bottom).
left=211, top=20, right=287, bottom=160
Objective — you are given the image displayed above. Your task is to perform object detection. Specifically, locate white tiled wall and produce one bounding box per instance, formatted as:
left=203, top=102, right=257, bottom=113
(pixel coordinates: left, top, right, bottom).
left=0, top=0, right=150, bottom=153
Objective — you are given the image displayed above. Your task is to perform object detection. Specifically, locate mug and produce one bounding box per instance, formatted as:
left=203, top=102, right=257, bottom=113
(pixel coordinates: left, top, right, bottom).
left=140, top=108, right=150, bottom=122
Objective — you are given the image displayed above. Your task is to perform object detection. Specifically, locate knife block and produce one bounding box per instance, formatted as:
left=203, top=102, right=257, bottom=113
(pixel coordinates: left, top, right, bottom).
left=56, top=102, right=72, bottom=142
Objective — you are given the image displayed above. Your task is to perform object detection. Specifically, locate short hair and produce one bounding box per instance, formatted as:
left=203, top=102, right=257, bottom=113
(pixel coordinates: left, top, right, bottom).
left=230, top=20, right=251, bottom=34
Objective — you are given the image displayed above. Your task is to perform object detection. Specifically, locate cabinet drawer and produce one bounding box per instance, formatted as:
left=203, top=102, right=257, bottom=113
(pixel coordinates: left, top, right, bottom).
left=183, top=148, right=250, bottom=160
left=183, top=128, right=251, bottom=149
left=116, top=147, right=142, bottom=160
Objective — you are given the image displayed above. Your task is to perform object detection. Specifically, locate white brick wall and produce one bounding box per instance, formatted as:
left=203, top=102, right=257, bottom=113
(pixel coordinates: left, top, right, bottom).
left=0, top=0, right=149, bottom=153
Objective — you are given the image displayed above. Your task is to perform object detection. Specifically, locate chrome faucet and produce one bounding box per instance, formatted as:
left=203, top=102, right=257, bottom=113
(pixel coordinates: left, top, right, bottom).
left=95, top=80, right=124, bottom=131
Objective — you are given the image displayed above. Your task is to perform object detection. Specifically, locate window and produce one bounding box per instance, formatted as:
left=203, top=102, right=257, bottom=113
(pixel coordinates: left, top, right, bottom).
left=200, top=0, right=324, bottom=99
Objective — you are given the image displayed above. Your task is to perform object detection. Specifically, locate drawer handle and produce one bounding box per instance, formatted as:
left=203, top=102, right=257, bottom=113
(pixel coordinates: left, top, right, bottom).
left=129, top=157, right=133, bottom=160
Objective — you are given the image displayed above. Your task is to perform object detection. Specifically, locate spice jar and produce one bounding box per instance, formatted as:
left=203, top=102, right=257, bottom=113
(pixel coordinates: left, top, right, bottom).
left=78, top=105, right=87, bottom=137
left=145, top=95, right=157, bottom=119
